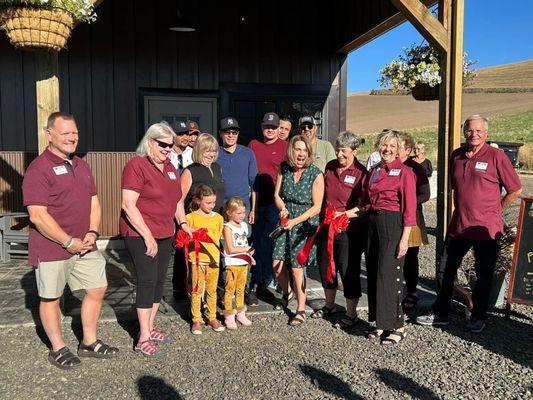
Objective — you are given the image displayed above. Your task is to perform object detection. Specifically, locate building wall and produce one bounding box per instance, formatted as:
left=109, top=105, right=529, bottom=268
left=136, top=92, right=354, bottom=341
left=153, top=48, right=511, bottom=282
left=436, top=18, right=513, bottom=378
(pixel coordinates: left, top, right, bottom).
left=0, top=0, right=399, bottom=152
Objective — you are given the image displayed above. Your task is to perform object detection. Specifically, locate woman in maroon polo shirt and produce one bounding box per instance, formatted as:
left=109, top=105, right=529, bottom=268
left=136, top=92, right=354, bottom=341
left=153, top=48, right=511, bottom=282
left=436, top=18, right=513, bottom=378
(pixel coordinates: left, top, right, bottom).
left=359, top=130, right=417, bottom=345
left=120, top=122, right=190, bottom=356
left=312, top=131, right=368, bottom=329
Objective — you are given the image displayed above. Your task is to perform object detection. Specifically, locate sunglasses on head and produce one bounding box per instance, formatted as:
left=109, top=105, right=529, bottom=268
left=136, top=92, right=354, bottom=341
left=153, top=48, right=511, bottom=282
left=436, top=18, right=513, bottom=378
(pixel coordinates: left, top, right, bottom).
left=153, top=138, right=173, bottom=149
left=300, top=123, right=314, bottom=130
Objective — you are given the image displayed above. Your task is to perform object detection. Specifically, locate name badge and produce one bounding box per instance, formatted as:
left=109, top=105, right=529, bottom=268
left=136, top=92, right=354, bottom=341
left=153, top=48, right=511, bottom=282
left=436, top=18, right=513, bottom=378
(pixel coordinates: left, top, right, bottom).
left=167, top=171, right=177, bottom=180
left=53, top=165, right=68, bottom=175
left=344, top=175, right=356, bottom=184
left=475, top=162, right=488, bottom=171
left=388, top=168, right=401, bottom=176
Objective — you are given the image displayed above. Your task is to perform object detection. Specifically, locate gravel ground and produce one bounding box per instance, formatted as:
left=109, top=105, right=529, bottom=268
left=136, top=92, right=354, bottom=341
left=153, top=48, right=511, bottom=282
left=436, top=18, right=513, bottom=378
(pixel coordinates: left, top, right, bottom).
left=0, top=175, right=531, bottom=400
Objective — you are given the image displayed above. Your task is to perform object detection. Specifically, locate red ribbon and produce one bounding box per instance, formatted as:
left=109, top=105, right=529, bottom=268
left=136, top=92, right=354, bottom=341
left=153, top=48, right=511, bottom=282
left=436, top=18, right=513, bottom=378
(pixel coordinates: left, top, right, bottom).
left=296, top=203, right=348, bottom=283
left=175, top=228, right=254, bottom=293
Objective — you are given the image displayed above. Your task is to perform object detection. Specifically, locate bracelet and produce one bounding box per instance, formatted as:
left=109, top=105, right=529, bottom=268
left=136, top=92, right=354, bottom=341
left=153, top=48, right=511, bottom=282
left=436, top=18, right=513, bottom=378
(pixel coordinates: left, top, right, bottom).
left=62, top=237, right=74, bottom=249
left=87, top=230, right=100, bottom=239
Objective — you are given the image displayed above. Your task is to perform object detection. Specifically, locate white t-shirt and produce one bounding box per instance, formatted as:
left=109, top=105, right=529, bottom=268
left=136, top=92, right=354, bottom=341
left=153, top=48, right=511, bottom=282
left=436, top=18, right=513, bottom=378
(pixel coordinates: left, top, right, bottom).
left=222, top=222, right=250, bottom=266
left=169, top=146, right=193, bottom=171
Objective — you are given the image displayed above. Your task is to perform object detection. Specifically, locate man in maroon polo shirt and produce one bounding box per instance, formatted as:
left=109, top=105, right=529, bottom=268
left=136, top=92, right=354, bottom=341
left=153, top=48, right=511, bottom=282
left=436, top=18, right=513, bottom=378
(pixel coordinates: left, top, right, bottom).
left=22, top=112, right=118, bottom=369
left=418, top=114, right=522, bottom=333
left=248, top=112, right=288, bottom=304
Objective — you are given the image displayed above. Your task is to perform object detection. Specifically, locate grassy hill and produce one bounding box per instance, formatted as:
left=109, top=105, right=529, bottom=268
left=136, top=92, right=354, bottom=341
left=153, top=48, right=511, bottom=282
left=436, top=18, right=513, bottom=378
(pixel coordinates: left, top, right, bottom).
left=470, top=60, right=533, bottom=90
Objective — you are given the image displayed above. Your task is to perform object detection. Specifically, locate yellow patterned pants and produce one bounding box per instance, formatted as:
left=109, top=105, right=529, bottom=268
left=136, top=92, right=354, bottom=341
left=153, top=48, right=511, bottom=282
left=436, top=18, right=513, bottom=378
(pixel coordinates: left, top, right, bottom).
left=224, top=265, right=248, bottom=315
left=190, top=263, right=219, bottom=323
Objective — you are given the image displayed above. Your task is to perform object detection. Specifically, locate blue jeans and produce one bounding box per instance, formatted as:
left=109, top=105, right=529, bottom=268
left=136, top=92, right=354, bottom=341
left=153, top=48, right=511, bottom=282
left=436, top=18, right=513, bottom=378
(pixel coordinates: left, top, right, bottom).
left=250, top=203, right=278, bottom=288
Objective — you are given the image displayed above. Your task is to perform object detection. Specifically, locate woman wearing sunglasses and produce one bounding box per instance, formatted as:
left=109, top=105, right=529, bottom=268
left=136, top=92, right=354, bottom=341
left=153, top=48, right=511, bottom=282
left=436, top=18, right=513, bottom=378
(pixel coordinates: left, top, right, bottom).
left=120, top=122, right=191, bottom=356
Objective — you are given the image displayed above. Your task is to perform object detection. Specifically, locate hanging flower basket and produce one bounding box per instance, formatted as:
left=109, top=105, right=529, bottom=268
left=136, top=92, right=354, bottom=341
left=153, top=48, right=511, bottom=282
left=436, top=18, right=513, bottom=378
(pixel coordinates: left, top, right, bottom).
left=411, top=83, right=440, bottom=101
left=0, top=7, right=74, bottom=51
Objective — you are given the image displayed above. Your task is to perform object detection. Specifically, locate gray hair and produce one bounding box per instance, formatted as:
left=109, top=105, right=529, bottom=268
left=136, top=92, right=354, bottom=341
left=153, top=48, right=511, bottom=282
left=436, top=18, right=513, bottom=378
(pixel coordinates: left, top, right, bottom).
left=415, top=141, right=425, bottom=149
left=335, top=131, right=360, bottom=150
left=463, top=114, right=489, bottom=132
left=136, top=122, right=176, bottom=157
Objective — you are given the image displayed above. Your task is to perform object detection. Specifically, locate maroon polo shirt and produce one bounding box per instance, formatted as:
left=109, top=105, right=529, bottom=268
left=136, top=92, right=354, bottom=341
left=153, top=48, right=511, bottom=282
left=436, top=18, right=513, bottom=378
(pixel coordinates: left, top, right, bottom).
left=120, top=156, right=182, bottom=239
left=403, top=157, right=430, bottom=208
left=324, top=158, right=367, bottom=231
left=360, top=158, right=417, bottom=227
left=22, top=149, right=97, bottom=267
left=248, top=138, right=287, bottom=206
left=448, top=143, right=522, bottom=240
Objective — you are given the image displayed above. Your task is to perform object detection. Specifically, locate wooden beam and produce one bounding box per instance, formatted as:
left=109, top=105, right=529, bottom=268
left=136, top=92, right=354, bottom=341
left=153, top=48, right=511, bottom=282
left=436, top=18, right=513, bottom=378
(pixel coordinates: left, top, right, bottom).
left=338, top=0, right=437, bottom=54
left=391, top=0, right=448, bottom=54
left=448, top=0, right=464, bottom=152
left=36, top=53, right=60, bottom=154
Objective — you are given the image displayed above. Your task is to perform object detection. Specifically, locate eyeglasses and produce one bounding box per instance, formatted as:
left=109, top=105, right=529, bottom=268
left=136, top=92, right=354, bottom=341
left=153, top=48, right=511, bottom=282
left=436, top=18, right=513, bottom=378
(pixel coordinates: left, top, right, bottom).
left=300, top=124, right=314, bottom=131
left=464, top=129, right=486, bottom=135
left=222, top=130, right=239, bottom=136
left=153, top=138, right=173, bottom=149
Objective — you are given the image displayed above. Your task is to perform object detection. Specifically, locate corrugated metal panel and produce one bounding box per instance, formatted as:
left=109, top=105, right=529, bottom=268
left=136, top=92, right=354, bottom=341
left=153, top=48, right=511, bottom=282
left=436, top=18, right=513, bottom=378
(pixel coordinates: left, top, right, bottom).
left=0, top=151, right=135, bottom=237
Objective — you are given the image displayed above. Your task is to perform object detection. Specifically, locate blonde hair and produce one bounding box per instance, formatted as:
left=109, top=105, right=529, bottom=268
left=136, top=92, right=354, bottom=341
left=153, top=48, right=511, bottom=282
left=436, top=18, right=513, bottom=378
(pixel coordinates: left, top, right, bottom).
left=377, top=130, right=404, bottom=157
left=286, top=135, right=313, bottom=168
left=192, top=133, right=219, bottom=164
left=223, top=197, right=246, bottom=221
left=189, top=184, right=216, bottom=211
left=136, top=122, right=176, bottom=157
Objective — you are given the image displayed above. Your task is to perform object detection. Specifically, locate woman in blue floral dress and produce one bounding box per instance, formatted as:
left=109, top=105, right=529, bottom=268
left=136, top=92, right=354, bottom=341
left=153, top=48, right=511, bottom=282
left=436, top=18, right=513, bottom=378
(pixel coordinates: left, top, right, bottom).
left=272, top=135, right=324, bottom=325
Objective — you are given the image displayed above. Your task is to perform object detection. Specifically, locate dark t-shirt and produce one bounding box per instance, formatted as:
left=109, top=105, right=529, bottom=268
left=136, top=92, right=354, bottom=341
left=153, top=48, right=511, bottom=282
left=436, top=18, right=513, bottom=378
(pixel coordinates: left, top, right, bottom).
left=185, top=162, right=226, bottom=213
left=22, top=149, right=97, bottom=266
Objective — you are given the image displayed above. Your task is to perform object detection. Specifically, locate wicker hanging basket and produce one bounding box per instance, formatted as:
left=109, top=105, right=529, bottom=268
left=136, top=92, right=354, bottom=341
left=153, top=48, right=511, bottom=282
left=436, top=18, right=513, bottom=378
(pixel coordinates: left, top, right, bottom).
left=0, top=7, right=74, bottom=51
left=411, top=83, right=440, bottom=101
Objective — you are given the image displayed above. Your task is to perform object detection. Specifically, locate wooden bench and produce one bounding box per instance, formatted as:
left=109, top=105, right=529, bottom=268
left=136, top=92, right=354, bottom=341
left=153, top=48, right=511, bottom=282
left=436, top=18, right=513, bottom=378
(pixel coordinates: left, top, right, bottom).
left=0, top=212, right=29, bottom=262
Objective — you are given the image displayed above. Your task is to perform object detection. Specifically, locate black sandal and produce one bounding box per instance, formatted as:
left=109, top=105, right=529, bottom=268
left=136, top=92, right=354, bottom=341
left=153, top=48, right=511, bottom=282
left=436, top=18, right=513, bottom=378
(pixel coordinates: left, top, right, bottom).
left=334, top=314, right=359, bottom=329
left=48, top=347, right=81, bottom=370
left=289, top=310, right=307, bottom=326
left=380, top=330, right=407, bottom=345
left=401, top=293, right=419, bottom=312
left=78, top=339, right=119, bottom=359
left=311, top=305, right=337, bottom=319
left=273, top=291, right=294, bottom=311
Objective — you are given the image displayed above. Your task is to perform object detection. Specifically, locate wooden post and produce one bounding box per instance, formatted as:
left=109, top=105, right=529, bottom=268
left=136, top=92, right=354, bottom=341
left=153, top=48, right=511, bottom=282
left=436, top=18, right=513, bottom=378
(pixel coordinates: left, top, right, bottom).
left=448, top=0, right=464, bottom=154
left=36, top=52, right=60, bottom=154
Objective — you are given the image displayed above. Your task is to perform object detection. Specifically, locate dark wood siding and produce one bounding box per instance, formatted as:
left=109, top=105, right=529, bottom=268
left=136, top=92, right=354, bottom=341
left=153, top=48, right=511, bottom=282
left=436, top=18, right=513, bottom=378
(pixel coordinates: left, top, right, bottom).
left=0, top=0, right=400, bottom=151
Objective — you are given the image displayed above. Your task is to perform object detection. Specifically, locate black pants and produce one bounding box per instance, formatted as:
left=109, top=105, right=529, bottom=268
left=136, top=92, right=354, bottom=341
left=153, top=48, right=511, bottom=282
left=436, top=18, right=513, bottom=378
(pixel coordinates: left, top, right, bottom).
left=125, top=236, right=173, bottom=309
left=172, top=248, right=188, bottom=295
left=317, top=230, right=364, bottom=299
left=433, top=237, right=499, bottom=321
left=403, top=246, right=420, bottom=293
left=366, top=210, right=405, bottom=330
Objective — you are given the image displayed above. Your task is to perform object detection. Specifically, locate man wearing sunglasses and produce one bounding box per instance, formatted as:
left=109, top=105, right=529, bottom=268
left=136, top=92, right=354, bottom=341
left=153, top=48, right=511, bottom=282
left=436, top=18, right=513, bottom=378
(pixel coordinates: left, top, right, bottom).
left=169, top=121, right=193, bottom=172
left=298, top=115, right=335, bottom=173
left=217, top=117, right=258, bottom=224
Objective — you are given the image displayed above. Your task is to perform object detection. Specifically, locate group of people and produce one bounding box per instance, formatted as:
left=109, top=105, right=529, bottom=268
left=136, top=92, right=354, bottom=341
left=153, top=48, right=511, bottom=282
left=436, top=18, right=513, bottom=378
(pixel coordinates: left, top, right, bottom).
left=22, top=110, right=522, bottom=368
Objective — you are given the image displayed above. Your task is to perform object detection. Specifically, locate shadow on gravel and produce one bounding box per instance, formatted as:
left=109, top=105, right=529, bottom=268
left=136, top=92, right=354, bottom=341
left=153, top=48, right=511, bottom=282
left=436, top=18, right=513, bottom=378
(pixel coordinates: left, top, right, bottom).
left=137, top=376, right=183, bottom=399
left=21, top=270, right=51, bottom=348
left=374, top=368, right=440, bottom=399
left=300, top=364, right=364, bottom=399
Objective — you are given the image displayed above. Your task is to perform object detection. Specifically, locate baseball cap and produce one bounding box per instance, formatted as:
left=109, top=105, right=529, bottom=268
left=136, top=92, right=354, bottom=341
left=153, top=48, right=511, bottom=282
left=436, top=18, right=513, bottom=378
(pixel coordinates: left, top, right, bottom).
left=220, top=117, right=240, bottom=131
left=261, top=112, right=280, bottom=127
left=171, top=120, right=191, bottom=135
left=188, top=120, right=200, bottom=134
left=298, top=115, right=316, bottom=126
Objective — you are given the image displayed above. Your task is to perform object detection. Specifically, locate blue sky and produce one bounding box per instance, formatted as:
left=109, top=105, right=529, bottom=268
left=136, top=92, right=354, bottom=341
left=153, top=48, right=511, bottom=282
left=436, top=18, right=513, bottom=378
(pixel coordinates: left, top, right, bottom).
left=347, top=0, right=533, bottom=93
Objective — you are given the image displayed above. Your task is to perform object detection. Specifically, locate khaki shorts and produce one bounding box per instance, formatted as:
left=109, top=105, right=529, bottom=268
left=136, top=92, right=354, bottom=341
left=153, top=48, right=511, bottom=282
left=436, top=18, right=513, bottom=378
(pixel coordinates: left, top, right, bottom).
left=35, top=251, right=107, bottom=299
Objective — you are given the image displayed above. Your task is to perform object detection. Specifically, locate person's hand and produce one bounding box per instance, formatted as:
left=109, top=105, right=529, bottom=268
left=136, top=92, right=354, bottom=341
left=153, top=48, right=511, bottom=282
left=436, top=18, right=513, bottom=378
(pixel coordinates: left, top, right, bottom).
left=181, top=223, right=194, bottom=237
left=334, top=211, right=345, bottom=218
left=80, top=232, right=97, bottom=255
left=279, top=208, right=289, bottom=219
left=396, top=238, right=409, bottom=259
left=66, top=238, right=84, bottom=255
left=283, top=218, right=298, bottom=230
left=248, top=210, right=256, bottom=225
left=144, top=235, right=158, bottom=258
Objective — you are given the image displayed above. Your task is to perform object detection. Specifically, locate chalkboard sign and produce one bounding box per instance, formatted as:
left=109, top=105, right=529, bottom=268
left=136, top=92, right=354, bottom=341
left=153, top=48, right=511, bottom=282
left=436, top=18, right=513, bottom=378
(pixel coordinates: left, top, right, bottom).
left=507, top=198, right=533, bottom=306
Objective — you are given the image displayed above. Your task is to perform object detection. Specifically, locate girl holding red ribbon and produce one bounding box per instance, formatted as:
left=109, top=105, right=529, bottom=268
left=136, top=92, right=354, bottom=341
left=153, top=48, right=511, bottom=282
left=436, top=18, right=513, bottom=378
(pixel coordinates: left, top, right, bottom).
left=272, top=135, right=324, bottom=326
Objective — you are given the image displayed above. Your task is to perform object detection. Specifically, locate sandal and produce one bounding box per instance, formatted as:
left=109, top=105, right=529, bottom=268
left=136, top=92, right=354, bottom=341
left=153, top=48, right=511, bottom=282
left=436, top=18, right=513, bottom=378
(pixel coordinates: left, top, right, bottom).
left=78, top=339, right=119, bottom=359
left=366, top=329, right=384, bottom=340
left=48, top=346, right=81, bottom=370
left=150, top=329, right=171, bottom=343
left=401, top=293, right=419, bottom=312
left=273, top=291, right=294, bottom=311
left=134, top=340, right=164, bottom=357
left=334, top=314, right=359, bottom=329
left=289, top=310, right=307, bottom=326
left=380, top=330, right=407, bottom=345
left=311, top=305, right=337, bottom=319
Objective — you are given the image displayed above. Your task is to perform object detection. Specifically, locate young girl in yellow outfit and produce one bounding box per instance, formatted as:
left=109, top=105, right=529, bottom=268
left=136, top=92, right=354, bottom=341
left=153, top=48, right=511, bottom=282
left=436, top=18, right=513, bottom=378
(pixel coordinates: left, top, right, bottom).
left=186, top=185, right=224, bottom=335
